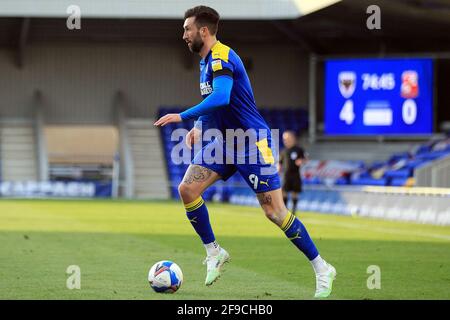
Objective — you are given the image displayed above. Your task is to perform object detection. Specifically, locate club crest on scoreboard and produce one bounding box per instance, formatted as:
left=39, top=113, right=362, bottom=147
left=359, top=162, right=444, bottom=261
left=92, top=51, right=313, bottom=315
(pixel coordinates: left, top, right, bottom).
left=401, top=70, right=419, bottom=99
left=338, top=71, right=356, bottom=98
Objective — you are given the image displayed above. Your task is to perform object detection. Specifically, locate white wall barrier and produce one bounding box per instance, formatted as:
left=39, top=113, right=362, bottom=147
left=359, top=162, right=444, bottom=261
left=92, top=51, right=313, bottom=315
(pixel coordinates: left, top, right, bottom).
left=0, top=181, right=112, bottom=198
left=415, top=154, right=450, bottom=188
left=228, top=185, right=450, bottom=226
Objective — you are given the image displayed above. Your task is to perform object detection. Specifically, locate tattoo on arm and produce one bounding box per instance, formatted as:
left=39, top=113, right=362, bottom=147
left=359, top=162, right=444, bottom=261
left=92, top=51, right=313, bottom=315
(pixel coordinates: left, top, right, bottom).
left=257, top=193, right=272, bottom=205
left=183, top=165, right=213, bottom=185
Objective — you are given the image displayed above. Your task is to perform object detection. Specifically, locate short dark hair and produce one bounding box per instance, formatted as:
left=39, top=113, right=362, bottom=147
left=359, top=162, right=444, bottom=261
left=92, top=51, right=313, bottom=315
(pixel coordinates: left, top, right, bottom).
left=184, top=6, right=220, bottom=36
left=283, top=130, right=298, bottom=139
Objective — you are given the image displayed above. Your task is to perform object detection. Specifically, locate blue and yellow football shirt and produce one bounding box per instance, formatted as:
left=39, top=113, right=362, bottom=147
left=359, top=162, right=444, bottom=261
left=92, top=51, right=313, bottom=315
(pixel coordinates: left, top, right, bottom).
left=199, top=41, right=270, bottom=134
left=190, top=41, right=280, bottom=191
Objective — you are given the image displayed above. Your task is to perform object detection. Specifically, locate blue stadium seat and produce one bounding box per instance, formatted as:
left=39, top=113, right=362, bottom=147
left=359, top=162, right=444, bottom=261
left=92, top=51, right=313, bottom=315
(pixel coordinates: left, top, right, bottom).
left=384, top=168, right=412, bottom=179
left=405, top=159, right=426, bottom=169
left=334, top=177, right=349, bottom=185
left=388, top=152, right=411, bottom=163
left=303, top=177, right=322, bottom=185
left=351, top=177, right=387, bottom=186
left=415, top=144, right=432, bottom=155
left=415, top=151, right=449, bottom=161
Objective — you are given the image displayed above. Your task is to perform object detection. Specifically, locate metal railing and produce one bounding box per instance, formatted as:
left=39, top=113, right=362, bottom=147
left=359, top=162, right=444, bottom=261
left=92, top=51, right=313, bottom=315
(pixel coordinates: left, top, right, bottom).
left=115, top=91, right=134, bottom=199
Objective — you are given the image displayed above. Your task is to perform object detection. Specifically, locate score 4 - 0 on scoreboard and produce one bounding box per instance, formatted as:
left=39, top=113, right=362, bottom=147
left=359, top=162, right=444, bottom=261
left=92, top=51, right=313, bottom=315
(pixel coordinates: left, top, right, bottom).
left=324, top=58, right=433, bottom=135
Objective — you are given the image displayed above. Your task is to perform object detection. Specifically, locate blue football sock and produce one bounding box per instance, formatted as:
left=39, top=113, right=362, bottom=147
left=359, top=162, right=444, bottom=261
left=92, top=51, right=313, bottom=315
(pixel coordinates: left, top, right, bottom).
left=184, top=197, right=215, bottom=244
left=281, top=211, right=319, bottom=261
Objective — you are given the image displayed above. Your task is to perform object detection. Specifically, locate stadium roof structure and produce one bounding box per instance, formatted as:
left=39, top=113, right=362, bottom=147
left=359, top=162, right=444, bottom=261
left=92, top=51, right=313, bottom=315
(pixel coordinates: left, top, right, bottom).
left=0, top=0, right=340, bottom=19
left=0, top=0, right=449, bottom=55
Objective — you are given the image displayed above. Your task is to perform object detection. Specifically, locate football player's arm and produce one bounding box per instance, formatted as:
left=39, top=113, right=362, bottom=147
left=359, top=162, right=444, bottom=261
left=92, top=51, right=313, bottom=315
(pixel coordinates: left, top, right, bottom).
left=302, top=150, right=309, bottom=162
left=295, top=149, right=307, bottom=166
left=179, top=75, right=233, bottom=121
left=278, top=151, right=284, bottom=172
left=154, top=76, right=232, bottom=127
left=299, top=148, right=306, bottom=159
left=194, top=115, right=210, bottom=130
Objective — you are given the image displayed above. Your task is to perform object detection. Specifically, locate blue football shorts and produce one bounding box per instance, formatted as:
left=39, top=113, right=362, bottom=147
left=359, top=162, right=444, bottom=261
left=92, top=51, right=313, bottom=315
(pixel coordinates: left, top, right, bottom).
left=191, top=137, right=281, bottom=193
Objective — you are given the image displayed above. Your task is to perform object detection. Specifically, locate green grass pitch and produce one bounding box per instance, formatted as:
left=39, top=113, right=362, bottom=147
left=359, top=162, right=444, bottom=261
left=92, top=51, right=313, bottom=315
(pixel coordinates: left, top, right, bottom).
left=0, top=199, right=449, bottom=300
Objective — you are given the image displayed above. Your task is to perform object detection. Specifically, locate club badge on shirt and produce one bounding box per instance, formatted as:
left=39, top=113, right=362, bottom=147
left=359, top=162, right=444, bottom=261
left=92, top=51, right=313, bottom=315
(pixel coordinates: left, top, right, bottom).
left=211, top=59, right=223, bottom=72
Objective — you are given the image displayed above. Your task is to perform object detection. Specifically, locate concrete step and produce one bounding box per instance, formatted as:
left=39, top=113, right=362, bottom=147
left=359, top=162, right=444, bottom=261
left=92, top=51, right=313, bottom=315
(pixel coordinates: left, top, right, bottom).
left=0, top=127, right=34, bottom=135
left=2, top=168, right=37, bottom=180
left=129, top=138, right=161, bottom=146
left=133, top=169, right=167, bottom=176
left=126, top=118, right=160, bottom=127
left=2, top=158, right=37, bottom=166
left=0, top=123, right=38, bottom=181
left=2, top=144, right=36, bottom=152
left=133, top=153, right=165, bottom=160
left=125, top=123, right=170, bottom=199
left=134, top=185, right=169, bottom=192
left=2, top=154, right=36, bottom=161
left=1, top=136, right=35, bottom=144
left=127, top=129, right=160, bottom=137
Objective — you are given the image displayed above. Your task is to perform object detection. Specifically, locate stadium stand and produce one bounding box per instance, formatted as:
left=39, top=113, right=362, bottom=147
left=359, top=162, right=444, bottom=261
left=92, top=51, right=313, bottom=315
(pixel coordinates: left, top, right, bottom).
left=159, top=106, right=450, bottom=201
left=348, top=136, right=450, bottom=187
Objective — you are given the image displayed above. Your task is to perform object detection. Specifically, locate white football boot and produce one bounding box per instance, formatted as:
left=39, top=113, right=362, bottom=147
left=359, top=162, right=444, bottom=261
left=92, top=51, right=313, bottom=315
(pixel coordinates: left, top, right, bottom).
left=314, top=263, right=337, bottom=298
left=203, top=247, right=230, bottom=286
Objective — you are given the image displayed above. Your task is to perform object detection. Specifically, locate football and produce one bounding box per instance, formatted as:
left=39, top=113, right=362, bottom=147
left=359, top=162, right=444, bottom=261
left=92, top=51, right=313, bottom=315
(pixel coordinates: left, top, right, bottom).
left=148, top=260, right=183, bottom=293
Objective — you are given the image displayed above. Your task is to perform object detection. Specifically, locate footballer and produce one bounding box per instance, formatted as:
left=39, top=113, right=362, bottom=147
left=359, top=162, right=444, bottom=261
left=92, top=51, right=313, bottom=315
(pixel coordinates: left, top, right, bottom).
left=155, top=5, right=336, bottom=298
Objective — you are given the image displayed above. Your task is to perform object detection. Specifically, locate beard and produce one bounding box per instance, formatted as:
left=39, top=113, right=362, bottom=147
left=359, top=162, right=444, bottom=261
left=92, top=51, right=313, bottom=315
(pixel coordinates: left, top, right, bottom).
left=189, top=32, right=204, bottom=53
